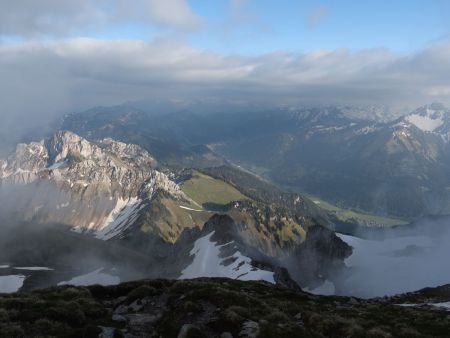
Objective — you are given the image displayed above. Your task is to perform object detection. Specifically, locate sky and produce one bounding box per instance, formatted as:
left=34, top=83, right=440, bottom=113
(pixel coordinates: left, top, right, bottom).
left=4, top=1, right=448, bottom=53
left=1, top=0, right=450, bottom=138
left=189, top=0, right=450, bottom=55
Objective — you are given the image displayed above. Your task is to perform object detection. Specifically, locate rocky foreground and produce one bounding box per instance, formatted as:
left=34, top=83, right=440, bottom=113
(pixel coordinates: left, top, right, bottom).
left=1, top=278, right=450, bottom=338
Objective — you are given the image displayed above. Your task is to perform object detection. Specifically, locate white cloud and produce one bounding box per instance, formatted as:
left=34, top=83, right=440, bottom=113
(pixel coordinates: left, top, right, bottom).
left=0, top=0, right=201, bottom=37
left=144, top=0, right=201, bottom=29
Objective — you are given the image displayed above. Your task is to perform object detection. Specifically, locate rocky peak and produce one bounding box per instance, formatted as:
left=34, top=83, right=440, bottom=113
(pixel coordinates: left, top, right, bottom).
left=0, top=131, right=184, bottom=237
left=0, top=130, right=165, bottom=196
left=46, top=130, right=97, bottom=164
left=201, top=214, right=238, bottom=244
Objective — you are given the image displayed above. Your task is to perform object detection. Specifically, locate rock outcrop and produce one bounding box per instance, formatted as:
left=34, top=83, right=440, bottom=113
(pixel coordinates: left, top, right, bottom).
left=0, top=131, right=184, bottom=238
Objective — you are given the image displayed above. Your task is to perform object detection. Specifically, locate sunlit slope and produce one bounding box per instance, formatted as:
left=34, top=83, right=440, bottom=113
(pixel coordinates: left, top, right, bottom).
left=180, top=171, right=247, bottom=209
left=134, top=172, right=248, bottom=244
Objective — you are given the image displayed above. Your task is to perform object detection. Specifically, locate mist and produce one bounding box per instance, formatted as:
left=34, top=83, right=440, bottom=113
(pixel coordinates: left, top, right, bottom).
left=0, top=182, right=154, bottom=292
left=334, top=218, right=450, bottom=298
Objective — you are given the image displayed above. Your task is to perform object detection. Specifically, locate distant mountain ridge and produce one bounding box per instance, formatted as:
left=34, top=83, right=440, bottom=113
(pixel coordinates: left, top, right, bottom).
left=59, top=103, right=450, bottom=218
left=209, top=103, right=450, bottom=218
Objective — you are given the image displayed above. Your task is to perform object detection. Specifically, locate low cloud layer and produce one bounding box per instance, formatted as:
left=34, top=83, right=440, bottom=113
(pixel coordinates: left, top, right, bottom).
left=1, top=38, right=450, bottom=136
left=336, top=219, right=450, bottom=298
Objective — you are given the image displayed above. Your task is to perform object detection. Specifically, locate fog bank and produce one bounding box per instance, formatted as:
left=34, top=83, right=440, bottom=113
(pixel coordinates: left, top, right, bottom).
left=335, top=219, right=450, bottom=298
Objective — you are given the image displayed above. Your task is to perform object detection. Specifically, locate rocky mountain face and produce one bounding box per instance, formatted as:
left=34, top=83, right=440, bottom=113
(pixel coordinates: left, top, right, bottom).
left=0, top=130, right=184, bottom=239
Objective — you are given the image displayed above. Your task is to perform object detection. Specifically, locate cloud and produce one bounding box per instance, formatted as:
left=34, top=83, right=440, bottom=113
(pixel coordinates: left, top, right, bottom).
left=336, top=218, right=450, bottom=298
left=212, top=0, right=272, bottom=43
left=145, top=0, right=201, bottom=29
left=0, top=0, right=201, bottom=37
left=114, top=0, right=202, bottom=31
left=0, top=37, right=450, bottom=144
left=306, top=5, right=329, bottom=30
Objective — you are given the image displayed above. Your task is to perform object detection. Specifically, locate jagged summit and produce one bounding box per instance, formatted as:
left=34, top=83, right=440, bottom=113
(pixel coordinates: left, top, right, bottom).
left=0, top=131, right=183, bottom=238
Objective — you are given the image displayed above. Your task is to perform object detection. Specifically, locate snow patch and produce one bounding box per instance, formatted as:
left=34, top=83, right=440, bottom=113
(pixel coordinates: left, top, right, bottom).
left=0, top=275, right=26, bottom=293
left=13, top=266, right=53, bottom=271
left=180, top=231, right=275, bottom=283
left=398, top=302, right=450, bottom=310
left=179, top=205, right=203, bottom=212
left=355, top=125, right=378, bottom=135
left=58, top=268, right=120, bottom=286
left=95, top=197, right=144, bottom=240
left=431, top=302, right=450, bottom=310
left=405, top=114, right=443, bottom=132
left=1, top=168, right=32, bottom=179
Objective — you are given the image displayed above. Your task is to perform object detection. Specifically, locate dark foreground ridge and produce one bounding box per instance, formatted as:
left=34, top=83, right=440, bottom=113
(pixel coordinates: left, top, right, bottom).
left=1, top=278, right=449, bottom=338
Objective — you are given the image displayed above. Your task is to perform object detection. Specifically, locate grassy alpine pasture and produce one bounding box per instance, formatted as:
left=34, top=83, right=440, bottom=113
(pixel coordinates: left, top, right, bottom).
left=180, top=171, right=247, bottom=209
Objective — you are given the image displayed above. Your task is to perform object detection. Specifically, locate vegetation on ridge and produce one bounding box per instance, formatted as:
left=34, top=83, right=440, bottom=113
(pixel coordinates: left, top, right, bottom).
left=0, top=278, right=449, bottom=338
left=180, top=170, right=247, bottom=209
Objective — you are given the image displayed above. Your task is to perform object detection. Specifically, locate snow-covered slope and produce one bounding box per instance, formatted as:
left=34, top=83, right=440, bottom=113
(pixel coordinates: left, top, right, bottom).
left=403, top=104, right=447, bottom=132
left=405, top=113, right=444, bottom=132
left=180, top=231, right=275, bottom=283
left=58, top=268, right=120, bottom=286
left=400, top=103, right=450, bottom=134
left=0, top=275, right=26, bottom=293
left=93, top=197, right=145, bottom=240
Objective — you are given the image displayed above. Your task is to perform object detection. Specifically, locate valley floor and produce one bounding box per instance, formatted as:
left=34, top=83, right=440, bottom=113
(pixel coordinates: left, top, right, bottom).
left=223, top=160, right=409, bottom=227
left=0, top=278, right=449, bottom=338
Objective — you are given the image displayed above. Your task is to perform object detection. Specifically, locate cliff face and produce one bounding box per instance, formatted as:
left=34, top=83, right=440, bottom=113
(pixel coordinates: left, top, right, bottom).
left=225, top=200, right=312, bottom=257
left=287, top=225, right=353, bottom=288
left=0, top=131, right=183, bottom=237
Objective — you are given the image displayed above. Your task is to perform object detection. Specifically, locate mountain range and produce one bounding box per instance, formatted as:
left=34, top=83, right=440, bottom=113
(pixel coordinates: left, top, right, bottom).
left=60, top=102, right=450, bottom=219
left=3, top=102, right=450, bottom=296
left=0, top=128, right=348, bottom=292
left=2, top=102, right=450, bottom=338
